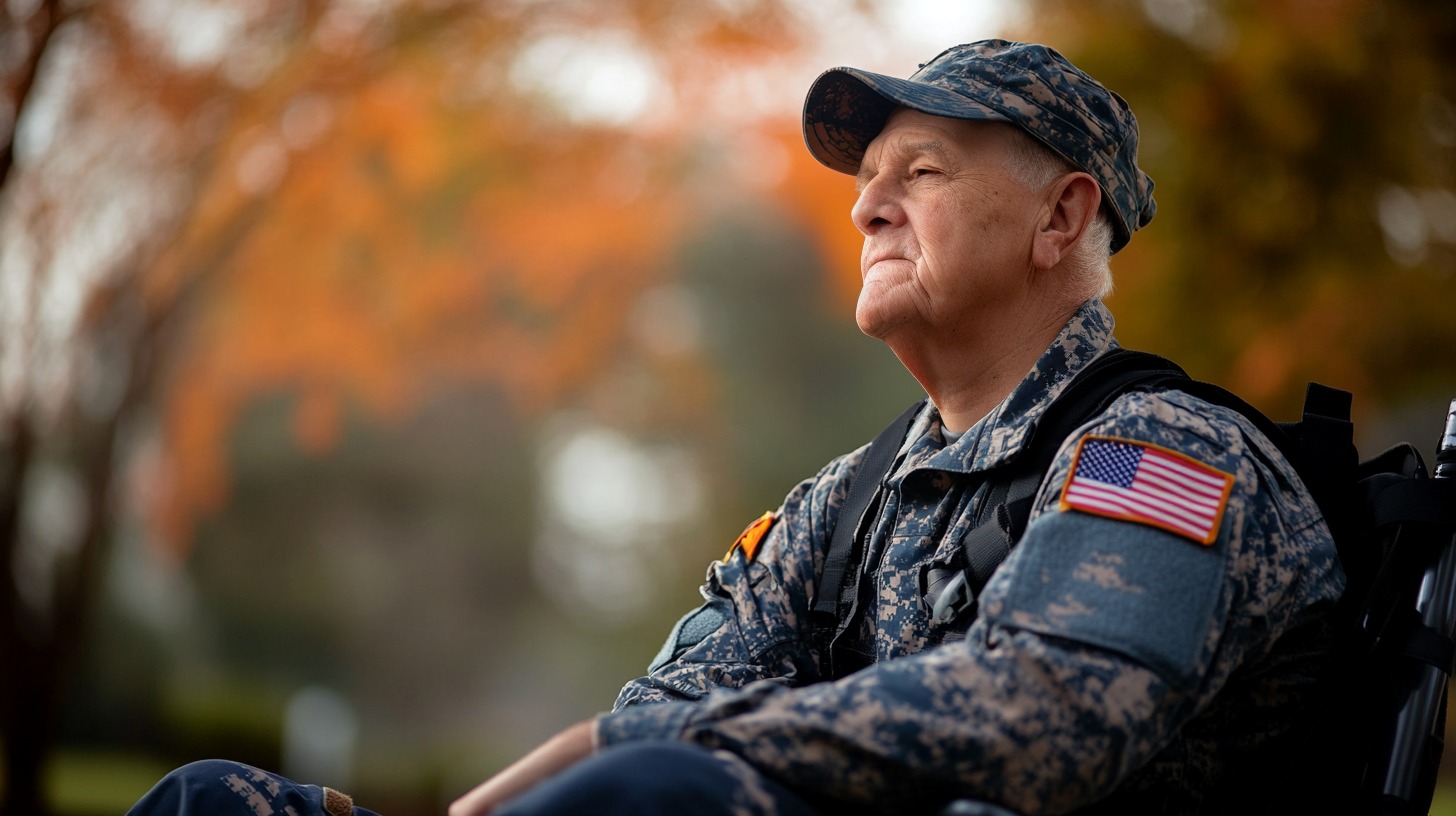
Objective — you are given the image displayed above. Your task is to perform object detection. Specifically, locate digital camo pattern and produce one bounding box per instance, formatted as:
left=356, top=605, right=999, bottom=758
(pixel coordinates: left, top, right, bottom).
left=127, top=759, right=379, bottom=816
left=597, top=300, right=1344, bottom=815
left=802, top=40, right=1156, bottom=253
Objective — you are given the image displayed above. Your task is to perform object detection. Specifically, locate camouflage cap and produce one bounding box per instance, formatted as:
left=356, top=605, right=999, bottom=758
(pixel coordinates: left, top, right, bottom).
left=802, top=40, right=1156, bottom=253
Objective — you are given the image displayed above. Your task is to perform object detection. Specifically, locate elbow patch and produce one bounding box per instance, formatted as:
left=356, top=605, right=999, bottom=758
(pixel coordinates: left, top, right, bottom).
left=649, top=604, right=729, bottom=673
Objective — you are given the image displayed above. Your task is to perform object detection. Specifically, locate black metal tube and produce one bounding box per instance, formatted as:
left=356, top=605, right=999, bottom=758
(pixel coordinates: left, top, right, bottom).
left=1381, top=399, right=1456, bottom=801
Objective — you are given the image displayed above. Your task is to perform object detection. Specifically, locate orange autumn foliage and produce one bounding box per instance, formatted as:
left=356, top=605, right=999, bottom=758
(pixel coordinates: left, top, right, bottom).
left=761, top=126, right=864, bottom=309
left=135, top=5, right=814, bottom=557
left=150, top=123, right=692, bottom=555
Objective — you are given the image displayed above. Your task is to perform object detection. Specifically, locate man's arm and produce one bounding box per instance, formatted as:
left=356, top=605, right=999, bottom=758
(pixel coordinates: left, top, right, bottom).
left=612, top=449, right=866, bottom=709
left=595, top=394, right=1345, bottom=814
left=448, top=447, right=865, bottom=814
left=448, top=720, right=595, bottom=816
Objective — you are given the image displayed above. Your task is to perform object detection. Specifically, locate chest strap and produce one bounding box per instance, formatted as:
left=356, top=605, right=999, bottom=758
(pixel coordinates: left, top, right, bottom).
left=810, top=349, right=1196, bottom=667
left=810, top=399, right=923, bottom=667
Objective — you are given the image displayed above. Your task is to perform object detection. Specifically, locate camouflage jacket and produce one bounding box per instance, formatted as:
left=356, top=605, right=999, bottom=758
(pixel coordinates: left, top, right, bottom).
left=594, top=300, right=1345, bottom=815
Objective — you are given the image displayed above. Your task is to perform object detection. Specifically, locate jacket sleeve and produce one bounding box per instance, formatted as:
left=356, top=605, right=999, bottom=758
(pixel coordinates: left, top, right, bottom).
left=610, top=448, right=864, bottom=711
left=596, top=392, right=1345, bottom=815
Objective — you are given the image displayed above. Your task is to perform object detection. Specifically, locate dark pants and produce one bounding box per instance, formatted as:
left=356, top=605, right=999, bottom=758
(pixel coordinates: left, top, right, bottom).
left=493, top=741, right=822, bottom=816
left=127, top=743, right=821, bottom=816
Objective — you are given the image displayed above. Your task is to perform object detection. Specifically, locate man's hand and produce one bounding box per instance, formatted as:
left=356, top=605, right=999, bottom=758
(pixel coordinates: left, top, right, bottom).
left=448, top=719, right=596, bottom=816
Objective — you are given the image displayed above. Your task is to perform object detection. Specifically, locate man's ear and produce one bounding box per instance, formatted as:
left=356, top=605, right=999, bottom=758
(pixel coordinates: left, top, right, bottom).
left=1031, top=172, right=1101, bottom=271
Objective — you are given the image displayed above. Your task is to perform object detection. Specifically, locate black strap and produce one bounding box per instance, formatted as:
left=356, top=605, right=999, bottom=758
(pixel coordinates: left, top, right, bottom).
left=958, top=349, right=1193, bottom=594
left=811, top=399, right=924, bottom=637
left=1370, top=478, right=1456, bottom=530
left=814, top=347, right=1354, bottom=651
left=816, top=349, right=1198, bottom=639
left=950, top=349, right=1356, bottom=615
left=1401, top=622, right=1456, bottom=675
left=1288, top=382, right=1359, bottom=543
left=961, top=490, right=1013, bottom=587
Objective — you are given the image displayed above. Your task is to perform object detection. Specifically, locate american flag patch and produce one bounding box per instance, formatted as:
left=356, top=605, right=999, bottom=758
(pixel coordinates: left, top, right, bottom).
left=1059, top=436, right=1234, bottom=545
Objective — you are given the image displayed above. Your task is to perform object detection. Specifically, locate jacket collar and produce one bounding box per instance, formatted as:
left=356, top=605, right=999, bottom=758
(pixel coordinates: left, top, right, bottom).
left=895, top=299, right=1118, bottom=479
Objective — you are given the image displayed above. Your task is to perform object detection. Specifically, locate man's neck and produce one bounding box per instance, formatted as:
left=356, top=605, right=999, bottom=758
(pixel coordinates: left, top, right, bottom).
left=892, top=301, right=1085, bottom=434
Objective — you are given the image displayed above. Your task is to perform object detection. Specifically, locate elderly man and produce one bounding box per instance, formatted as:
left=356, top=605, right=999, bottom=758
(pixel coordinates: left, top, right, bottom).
left=131, top=40, right=1342, bottom=816
left=445, top=39, right=1343, bottom=816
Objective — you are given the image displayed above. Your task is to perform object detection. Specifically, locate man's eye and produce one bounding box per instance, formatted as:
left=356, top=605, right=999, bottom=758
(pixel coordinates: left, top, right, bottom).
left=910, top=166, right=938, bottom=178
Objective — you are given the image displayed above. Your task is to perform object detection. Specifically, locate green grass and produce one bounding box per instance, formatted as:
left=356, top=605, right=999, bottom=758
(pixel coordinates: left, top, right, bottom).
left=46, top=750, right=174, bottom=816
left=1434, top=787, right=1456, bottom=816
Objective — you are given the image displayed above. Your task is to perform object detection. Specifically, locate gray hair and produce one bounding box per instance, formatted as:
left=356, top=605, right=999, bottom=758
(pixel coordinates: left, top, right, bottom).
left=1003, top=132, right=1115, bottom=300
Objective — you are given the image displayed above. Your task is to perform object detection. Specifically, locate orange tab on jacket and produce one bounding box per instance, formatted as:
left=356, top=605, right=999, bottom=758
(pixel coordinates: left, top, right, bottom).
left=1059, top=435, right=1234, bottom=546
left=723, top=511, right=777, bottom=562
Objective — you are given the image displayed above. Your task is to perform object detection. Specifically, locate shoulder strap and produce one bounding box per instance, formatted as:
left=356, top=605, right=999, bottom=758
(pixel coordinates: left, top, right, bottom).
left=815, top=348, right=1343, bottom=645
left=956, top=349, right=1192, bottom=598
left=816, top=349, right=1194, bottom=638
left=811, top=399, right=924, bottom=640
left=956, top=350, right=1349, bottom=608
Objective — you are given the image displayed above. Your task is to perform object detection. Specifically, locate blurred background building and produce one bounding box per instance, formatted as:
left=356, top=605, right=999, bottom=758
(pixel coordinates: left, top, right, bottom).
left=1, top=0, right=1453, bottom=813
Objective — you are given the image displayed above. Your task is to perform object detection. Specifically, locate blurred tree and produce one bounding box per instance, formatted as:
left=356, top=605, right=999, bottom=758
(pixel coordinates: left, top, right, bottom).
left=0, top=0, right=848, bottom=812
left=1015, top=0, right=1456, bottom=421
left=672, top=205, right=919, bottom=529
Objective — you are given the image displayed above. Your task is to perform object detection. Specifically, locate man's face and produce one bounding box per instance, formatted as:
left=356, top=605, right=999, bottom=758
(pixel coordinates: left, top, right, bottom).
left=851, top=109, right=1044, bottom=350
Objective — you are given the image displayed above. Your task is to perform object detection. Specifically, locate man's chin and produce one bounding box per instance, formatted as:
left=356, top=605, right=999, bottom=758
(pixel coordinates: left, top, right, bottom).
left=854, top=307, right=907, bottom=343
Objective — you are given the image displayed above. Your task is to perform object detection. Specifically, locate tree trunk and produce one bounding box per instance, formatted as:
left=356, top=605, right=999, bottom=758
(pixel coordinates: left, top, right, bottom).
left=0, top=642, right=58, bottom=816
left=1, top=6, right=79, bottom=811
left=0, top=417, right=56, bottom=816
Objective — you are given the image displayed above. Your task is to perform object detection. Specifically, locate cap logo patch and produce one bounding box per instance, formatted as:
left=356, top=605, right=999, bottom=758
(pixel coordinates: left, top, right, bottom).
left=1059, top=436, right=1233, bottom=545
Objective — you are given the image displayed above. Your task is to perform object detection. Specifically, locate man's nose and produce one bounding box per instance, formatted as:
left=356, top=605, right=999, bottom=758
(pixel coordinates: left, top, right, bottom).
left=851, top=178, right=905, bottom=236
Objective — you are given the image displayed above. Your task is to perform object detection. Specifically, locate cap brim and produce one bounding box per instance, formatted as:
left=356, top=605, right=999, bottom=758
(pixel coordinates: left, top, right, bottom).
left=802, top=67, right=1010, bottom=175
